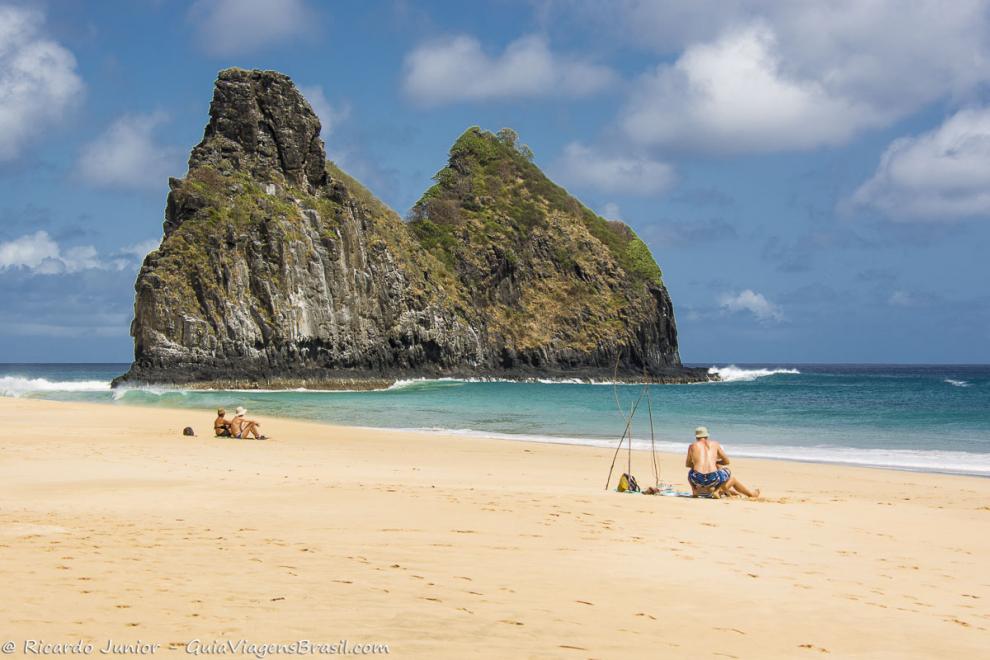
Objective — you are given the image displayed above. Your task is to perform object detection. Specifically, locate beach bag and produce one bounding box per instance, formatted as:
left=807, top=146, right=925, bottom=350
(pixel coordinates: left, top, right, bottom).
left=617, top=473, right=640, bottom=493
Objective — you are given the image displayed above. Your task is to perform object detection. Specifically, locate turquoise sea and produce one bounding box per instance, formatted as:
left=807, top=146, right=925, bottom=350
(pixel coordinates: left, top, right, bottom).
left=3, top=363, right=989, bottom=476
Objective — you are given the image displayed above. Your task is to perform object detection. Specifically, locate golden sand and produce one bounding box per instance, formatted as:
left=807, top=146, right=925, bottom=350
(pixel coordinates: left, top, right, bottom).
left=1, top=398, right=987, bottom=658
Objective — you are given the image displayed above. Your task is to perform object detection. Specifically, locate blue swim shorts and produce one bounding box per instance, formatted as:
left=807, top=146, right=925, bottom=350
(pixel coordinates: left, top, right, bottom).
left=688, top=468, right=730, bottom=488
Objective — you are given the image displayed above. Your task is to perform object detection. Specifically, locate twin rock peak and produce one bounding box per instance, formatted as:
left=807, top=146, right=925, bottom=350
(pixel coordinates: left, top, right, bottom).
left=114, top=68, right=708, bottom=389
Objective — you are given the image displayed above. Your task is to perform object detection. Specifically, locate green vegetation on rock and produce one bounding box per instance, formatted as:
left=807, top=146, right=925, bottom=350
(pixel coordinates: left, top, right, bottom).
left=120, top=69, right=693, bottom=388
left=406, top=127, right=669, bottom=353
left=412, top=127, right=664, bottom=287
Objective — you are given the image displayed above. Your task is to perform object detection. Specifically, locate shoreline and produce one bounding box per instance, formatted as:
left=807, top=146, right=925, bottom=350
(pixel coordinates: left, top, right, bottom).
left=353, top=425, right=990, bottom=479
left=6, top=395, right=988, bottom=483
left=1, top=396, right=988, bottom=657
left=12, top=390, right=990, bottom=478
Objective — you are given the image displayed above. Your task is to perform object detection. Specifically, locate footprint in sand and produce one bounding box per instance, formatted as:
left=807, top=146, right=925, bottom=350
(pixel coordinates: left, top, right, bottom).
left=798, top=643, right=830, bottom=653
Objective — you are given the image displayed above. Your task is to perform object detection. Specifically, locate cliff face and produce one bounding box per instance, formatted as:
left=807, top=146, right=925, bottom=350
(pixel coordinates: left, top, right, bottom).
left=115, top=69, right=706, bottom=388
left=409, top=127, right=684, bottom=376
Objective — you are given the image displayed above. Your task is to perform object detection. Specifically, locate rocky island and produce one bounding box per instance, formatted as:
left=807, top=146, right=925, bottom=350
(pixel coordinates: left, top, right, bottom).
left=113, top=68, right=709, bottom=389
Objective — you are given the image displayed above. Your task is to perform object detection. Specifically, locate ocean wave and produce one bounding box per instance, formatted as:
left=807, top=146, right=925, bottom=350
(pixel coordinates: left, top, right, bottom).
left=111, top=385, right=191, bottom=400
left=712, top=444, right=990, bottom=477
left=386, top=376, right=606, bottom=391
left=378, top=426, right=990, bottom=477
left=387, top=378, right=467, bottom=391
left=708, top=365, right=800, bottom=382
left=0, top=376, right=110, bottom=397
left=945, top=379, right=970, bottom=388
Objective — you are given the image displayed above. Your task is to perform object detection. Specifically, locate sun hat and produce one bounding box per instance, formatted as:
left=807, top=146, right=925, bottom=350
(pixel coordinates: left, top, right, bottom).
left=235, top=406, right=247, bottom=416
left=695, top=426, right=709, bottom=439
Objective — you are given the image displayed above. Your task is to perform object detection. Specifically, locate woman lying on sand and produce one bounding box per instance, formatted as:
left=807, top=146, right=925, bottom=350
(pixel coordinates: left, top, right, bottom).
left=686, top=426, right=759, bottom=499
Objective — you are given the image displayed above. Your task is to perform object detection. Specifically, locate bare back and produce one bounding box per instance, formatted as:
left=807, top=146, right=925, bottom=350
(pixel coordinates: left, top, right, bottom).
left=687, top=439, right=726, bottom=473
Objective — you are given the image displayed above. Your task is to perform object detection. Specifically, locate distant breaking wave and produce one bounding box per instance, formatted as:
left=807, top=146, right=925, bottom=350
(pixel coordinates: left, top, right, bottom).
left=945, top=379, right=970, bottom=388
left=387, top=376, right=610, bottom=391
left=708, top=365, right=800, bottom=382
left=0, top=376, right=110, bottom=397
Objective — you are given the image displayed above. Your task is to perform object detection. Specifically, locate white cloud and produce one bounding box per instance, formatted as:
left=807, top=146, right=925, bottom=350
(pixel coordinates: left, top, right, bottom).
left=562, top=1, right=990, bottom=154
left=622, top=24, right=885, bottom=153
left=597, top=1, right=990, bottom=106
left=600, top=202, right=622, bottom=220
left=888, top=290, right=920, bottom=307
left=555, top=142, right=675, bottom=195
left=851, top=107, right=990, bottom=221
left=76, top=112, right=182, bottom=190
left=188, top=0, right=314, bottom=56
left=0, top=6, right=84, bottom=161
left=0, top=231, right=127, bottom=275
left=402, top=34, right=615, bottom=105
left=0, top=231, right=59, bottom=271
left=299, top=85, right=350, bottom=140
left=120, top=238, right=161, bottom=259
left=719, top=289, right=783, bottom=322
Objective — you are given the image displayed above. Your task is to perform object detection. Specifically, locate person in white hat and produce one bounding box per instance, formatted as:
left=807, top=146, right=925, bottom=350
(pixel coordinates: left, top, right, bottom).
left=229, top=406, right=266, bottom=440
left=685, top=426, right=759, bottom=498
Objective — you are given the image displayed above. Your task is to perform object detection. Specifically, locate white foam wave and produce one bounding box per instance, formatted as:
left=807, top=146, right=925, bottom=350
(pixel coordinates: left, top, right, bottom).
left=387, top=378, right=464, bottom=390
left=0, top=376, right=110, bottom=397
left=708, top=365, right=800, bottom=382
left=945, top=379, right=970, bottom=388
left=110, top=385, right=193, bottom=400
left=387, top=376, right=623, bottom=390
left=378, top=426, right=990, bottom=477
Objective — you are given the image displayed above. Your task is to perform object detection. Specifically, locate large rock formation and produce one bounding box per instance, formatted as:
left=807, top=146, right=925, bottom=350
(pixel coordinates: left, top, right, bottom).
left=114, top=68, right=708, bottom=388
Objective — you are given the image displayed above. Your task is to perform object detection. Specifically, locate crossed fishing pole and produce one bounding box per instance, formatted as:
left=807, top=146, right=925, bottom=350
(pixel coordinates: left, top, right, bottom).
left=603, top=355, right=661, bottom=491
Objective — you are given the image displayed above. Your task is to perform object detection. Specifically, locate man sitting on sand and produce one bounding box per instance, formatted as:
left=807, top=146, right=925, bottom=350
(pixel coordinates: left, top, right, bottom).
left=685, top=427, right=759, bottom=499
left=229, top=406, right=266, bottom=440
left=214, top=408, right=232, bottom=437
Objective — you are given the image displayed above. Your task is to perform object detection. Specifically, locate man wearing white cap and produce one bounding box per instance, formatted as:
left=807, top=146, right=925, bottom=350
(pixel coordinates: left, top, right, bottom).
left=230, top=406, right=266, bottom=440
left=685, top=426, right=759, bottom=498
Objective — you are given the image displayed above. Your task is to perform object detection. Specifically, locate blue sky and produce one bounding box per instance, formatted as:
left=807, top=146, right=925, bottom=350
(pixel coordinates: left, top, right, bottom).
left=1, top=0, right=989, bottom=364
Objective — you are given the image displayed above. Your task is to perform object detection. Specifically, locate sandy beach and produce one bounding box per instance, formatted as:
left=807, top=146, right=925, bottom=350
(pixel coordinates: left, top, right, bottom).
left=1, top=397, right=987, bottom=658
